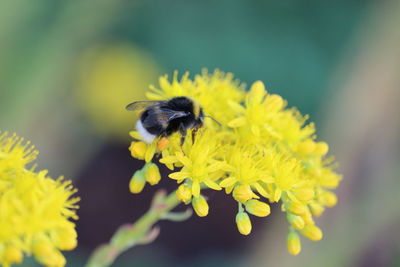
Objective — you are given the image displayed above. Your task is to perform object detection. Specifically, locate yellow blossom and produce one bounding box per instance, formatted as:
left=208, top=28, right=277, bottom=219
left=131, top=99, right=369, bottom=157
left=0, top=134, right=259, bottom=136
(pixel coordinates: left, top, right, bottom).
left=0, top=132, right=79, bottom=267
left=128, top=70, right=342, bottom=255
left=161, top=129, right=225, bottom=198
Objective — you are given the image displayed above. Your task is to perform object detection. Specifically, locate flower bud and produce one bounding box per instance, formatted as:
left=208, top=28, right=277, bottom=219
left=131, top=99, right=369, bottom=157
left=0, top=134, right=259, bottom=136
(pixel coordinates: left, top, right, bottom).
left=297, top=140, right=316, bottom=155
left=236, top=212, right=252, bottom=235
left=33, top=240, right=53, bottom=257
left=301, top=224, right=323, bottom=241
left=295, top=188, right=315, bottom=202
left=309, top=202, right=325, bottom=217
left=245, top=200, right=270, bottom=217
left=287, top=213, right=305, bottom=230
left=144, top=163, right=161, bottom=185
left=129, top=142, right=147, bottom=160
left=286, top=201, right=306, bottom=215
left=249, top=81, right=266, bottom=103
left=287, top=230, right=301, bottom=255
left=233, top=184, right=253, bottom=203
left=314, top=142, right=329, bottom=156
left=53, top=228, right=78, bottom=251
left=37, top=249, right=66, bottom=267
left=129, top=170, right=146, bottom=194
left=4, top=246, right=23, bottom=264
left=267, top=94, right=284, bottom=111
left=320, top=191, right=337, bottom=207
left=192, top=195, right=209, bottom=217
left=176, top=184, right=192, bottom=203
left=300, top=210, right=314, bottom=225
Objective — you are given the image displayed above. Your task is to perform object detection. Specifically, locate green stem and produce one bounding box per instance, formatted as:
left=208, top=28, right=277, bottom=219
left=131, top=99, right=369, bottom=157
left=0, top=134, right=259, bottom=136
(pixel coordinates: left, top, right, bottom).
left=85, top=190, right=181, bottom=267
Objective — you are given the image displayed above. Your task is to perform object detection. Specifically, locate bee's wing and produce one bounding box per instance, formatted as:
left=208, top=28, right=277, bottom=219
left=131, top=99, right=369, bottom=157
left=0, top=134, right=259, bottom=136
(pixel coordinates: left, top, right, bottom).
left=125, top=100, right=161, bottom=111
left=142, top=108, right=189, bottom=128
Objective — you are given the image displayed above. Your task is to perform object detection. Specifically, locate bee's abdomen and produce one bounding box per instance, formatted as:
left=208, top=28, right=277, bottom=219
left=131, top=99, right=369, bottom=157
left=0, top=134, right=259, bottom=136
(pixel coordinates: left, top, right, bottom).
left=137, top=110, right=165, bottom=143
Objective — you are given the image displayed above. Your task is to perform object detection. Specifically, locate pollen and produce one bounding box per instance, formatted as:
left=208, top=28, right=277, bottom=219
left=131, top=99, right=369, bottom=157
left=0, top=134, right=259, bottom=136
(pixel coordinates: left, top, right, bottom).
left=157, top=137, right=170, bottom=151
left=128, top=69, right=342, bottom=255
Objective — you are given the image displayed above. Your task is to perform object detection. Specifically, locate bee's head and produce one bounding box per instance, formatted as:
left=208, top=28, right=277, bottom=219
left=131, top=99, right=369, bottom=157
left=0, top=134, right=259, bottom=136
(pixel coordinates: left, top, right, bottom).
left=197, top=108, right=205, bottom=125
left=193, top=103, right=204, bottom=127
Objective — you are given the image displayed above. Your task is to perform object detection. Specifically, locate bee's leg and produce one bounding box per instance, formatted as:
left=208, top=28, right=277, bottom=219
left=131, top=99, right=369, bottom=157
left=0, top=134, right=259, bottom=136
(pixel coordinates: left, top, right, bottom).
left=179, top=123, right=187, bottom=147
left=191, top=126, right=199, bottom=144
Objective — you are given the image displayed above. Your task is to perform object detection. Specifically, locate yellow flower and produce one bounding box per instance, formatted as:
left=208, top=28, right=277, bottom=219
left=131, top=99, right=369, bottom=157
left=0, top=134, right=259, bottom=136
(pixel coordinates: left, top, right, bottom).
left=128, top=70, right=342, bottom=255
left=0, top=132, right=79, bottom=267
left=161, top=129, right=226, bottom=198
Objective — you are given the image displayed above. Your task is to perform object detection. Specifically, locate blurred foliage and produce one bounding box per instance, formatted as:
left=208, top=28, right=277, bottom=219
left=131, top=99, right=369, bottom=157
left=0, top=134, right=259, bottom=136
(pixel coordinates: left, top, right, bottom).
left=120, top=0, right=367, bottom=117
left=74, top=44, right=160, bottom=140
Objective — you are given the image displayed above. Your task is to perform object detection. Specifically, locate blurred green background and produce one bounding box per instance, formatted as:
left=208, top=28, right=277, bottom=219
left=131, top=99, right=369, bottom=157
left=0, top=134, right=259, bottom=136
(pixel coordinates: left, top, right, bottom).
left=1, top=0, right=400, bottom=266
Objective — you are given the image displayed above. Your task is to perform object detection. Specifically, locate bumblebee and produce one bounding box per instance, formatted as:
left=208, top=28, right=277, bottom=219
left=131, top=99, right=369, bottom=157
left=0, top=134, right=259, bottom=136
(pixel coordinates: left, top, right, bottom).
left=126, top=96, right=205, bottom=145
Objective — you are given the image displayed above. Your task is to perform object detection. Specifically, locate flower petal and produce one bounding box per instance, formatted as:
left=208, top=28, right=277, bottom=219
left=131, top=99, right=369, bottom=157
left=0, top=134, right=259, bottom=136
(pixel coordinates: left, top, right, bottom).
left=192, top=181, right=200, bottom=197
left=145, top=142, right=157, bottom=163
left=159, top=156, right=178, bottom=164
left=169, top=172, right=190, bottom=180
left=228, top=117, right=247, bottom=128
left=203, top=178, right=222, bottom=190
left=220, top=177, right=237, bottom=187
left=228, top=100, right=246, bottom=113
left=253, top=183, right=270, bottom=198
left=175, top=152, right=192, bottom=167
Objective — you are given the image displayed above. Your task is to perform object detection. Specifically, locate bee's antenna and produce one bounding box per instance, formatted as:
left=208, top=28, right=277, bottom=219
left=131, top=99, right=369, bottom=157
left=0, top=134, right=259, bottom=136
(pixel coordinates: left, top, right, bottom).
left=205, top=115, right=221, bottom=126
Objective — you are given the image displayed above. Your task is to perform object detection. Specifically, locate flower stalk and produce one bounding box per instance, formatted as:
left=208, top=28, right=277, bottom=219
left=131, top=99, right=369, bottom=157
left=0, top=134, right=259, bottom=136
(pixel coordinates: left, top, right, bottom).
left=85, top=189, right=189, bottom=267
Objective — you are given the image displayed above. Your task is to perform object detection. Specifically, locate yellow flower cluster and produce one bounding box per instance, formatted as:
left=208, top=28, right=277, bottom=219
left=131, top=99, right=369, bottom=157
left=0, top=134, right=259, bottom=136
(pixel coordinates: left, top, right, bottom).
left=0, top=132, right=79, bottom=266
left=128, top=70, right=341, bottom=255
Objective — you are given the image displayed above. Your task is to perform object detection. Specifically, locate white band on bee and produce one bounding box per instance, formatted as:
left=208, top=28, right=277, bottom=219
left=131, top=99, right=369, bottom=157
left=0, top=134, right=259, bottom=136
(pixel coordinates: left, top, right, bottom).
left=136, top=120, right=156, bottom=143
